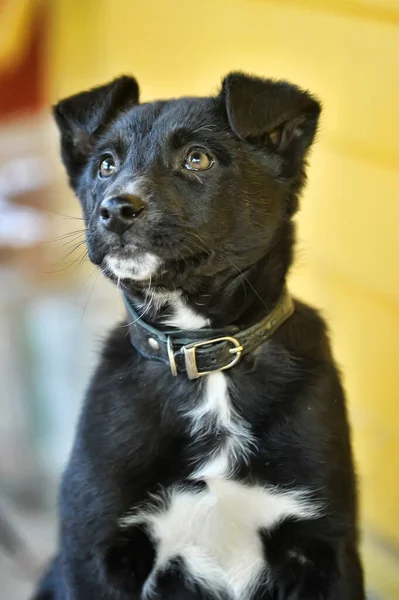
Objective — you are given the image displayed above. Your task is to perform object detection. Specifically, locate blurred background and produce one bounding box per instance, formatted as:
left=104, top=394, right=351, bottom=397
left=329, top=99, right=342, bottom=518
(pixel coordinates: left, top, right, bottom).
left=0, top=0, right=398, bottom=598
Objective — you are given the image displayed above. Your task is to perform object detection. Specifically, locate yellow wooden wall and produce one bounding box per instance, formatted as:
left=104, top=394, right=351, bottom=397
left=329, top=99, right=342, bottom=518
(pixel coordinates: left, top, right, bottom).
left=46, top=0, right=399, bottom=595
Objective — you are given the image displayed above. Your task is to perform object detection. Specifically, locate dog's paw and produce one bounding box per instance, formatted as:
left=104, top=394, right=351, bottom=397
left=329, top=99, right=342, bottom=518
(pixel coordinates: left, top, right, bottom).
left=268, top=544, right=338, bottom=600
left=103, top=526, right=156, bottom=593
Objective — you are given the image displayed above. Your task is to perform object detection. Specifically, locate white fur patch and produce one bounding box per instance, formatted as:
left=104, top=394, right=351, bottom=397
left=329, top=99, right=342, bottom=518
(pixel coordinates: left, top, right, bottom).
left=161, top=291, right=210, bottom=330
left=187, top=372, right=255, bottom=479
left=130, top=288, right=208, bottom=330
left=105, top=252, right=161, bottom=281
left=120, top=481, right=320, bottom=599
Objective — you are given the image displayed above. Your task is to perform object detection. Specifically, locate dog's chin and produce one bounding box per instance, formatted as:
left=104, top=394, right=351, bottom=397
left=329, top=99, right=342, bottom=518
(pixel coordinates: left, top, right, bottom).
left=102, top=252, right=163, bottom=285
left=99, top=244, right=217, bottom=293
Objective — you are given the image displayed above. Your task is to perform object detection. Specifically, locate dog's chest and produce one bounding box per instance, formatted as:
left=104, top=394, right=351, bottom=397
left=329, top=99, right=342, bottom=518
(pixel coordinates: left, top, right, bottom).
left=121, top=373, right=319, bottom=598
left=185, top=372, right=254, bottom=479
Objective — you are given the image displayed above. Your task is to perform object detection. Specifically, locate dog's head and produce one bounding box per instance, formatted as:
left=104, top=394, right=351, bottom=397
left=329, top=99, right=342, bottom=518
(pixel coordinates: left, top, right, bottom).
left=54, top=73, right=320, bottom=323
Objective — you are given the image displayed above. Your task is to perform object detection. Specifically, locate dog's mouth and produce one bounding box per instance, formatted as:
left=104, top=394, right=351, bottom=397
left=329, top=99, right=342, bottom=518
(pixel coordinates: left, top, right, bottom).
left=102, top=246, right=213, bottom=292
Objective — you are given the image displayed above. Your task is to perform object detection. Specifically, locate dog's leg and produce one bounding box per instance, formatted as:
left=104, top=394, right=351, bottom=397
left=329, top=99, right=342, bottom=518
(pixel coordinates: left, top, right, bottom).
left=141, top=557, right=224, bottom=600
left=270, top=541, right=338, bottom=600
left=104, top=525, right=157, bottom=596
left=105, top=533, right=220, bottom=599
left=261, top=518, right=365, bottom=600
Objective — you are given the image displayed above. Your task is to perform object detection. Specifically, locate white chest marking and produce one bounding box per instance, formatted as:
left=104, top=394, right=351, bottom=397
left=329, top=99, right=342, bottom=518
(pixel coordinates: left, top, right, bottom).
left=186, top=372, right=255, bottom=478
left=120, top=481, right=321, bottom=599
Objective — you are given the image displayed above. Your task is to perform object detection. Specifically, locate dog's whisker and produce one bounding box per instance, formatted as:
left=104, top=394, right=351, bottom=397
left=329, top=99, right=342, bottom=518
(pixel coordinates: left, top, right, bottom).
left=183, top=231, right=213, bottom=258
left=74, top=250, right=90, bottom=275
left=80, top=270, right=100, bottom=323
left=73, top=267, right=97, bottom=301
left=173, top=245, right=191, bottom=270
left=225, top=257, right=273, bottom=312
left=45, top=209, right=85, bottom=221
left=52, top=240, right=87, bottom=267
left=47, top=249, right=88, bottom=274
left=147, top=274, right=153, bottom=298
left=61, top=235, right=86, bottom=249
left=43, top=229, right=87, bottom=244
left=124, top=300, right=153, bottom=327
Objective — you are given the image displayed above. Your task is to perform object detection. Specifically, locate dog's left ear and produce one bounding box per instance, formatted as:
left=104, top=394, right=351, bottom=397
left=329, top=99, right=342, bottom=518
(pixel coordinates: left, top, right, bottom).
left=53, top=75, right=139, bottom=187
left=221, top=72, right=321, bottom=172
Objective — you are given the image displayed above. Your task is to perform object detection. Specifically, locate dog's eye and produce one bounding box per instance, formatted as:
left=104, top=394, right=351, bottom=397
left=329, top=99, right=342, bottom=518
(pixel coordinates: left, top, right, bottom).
left=185, top=149, right=213, bottom=171
left=99, top=155, right=117, bottom=178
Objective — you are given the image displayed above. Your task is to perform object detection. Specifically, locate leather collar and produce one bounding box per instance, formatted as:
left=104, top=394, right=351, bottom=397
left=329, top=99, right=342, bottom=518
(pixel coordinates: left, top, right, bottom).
left=123, top=288, right=294, bottom=380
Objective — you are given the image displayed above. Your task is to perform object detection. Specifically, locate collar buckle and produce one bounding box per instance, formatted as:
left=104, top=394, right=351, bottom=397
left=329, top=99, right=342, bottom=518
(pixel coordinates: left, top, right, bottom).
left=174, top=336, right=243, bottom=380
left=124, top=288, right=294, bottom=381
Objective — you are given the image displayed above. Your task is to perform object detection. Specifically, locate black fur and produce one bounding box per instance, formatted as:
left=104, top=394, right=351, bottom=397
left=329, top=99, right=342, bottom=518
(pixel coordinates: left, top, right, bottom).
left=33, top=72, right=364, bottom=599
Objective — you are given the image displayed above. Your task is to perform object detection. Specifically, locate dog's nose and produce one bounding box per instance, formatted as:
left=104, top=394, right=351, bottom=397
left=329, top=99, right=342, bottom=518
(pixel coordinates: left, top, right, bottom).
left=99, top=195, right=145, bottom=234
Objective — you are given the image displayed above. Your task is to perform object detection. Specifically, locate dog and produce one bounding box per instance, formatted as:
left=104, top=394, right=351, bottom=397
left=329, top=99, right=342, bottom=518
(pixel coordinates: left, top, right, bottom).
left=33, top=72, right=365, bottom=599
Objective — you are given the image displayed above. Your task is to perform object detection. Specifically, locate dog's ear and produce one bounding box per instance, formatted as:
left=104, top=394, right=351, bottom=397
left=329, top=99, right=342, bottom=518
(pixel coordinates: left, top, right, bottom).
left=221, top=72, right=321, bottom=173
left=53, top=75, right=139, bottom=186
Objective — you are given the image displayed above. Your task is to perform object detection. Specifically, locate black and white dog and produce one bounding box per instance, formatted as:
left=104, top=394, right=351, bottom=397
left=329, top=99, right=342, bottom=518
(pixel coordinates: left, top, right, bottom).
left=34, top=72, right=365, bottom=599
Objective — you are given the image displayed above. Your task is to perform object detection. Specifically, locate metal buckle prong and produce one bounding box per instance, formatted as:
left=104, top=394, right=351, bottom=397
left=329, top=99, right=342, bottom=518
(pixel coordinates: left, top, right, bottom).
left=182, top=336, right=243, bottom=380
left=167, top=336, right=178, bottom=377
left=229, top=345, right=243, bottom=355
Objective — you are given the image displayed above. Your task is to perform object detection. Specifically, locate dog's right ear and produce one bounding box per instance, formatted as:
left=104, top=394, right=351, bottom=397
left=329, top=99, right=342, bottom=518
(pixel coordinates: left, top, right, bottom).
left=53, top=76, right=139, bottom=186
